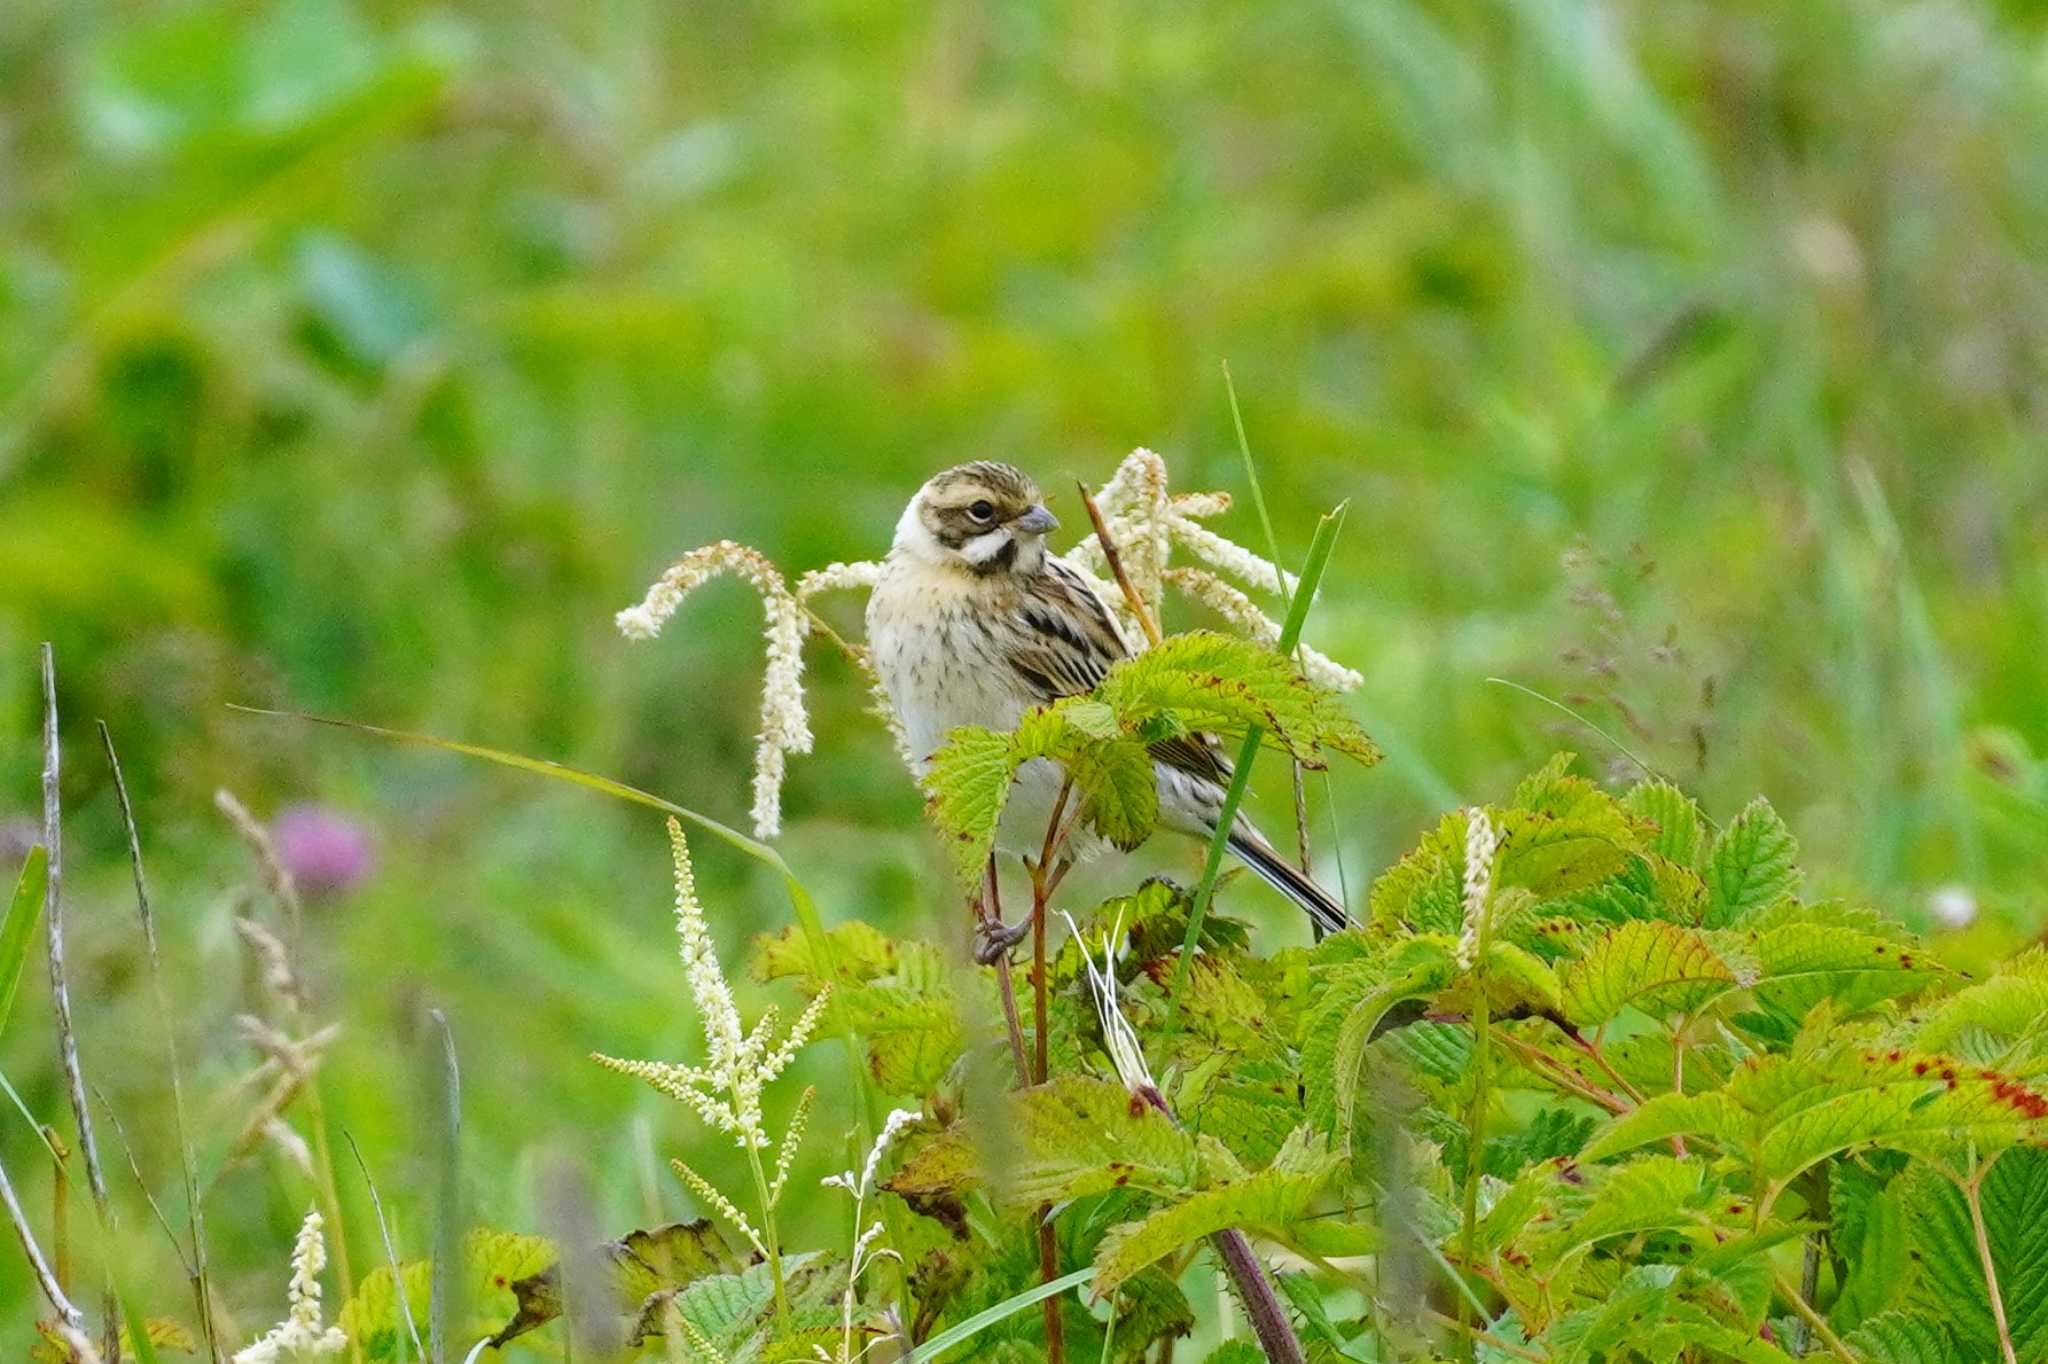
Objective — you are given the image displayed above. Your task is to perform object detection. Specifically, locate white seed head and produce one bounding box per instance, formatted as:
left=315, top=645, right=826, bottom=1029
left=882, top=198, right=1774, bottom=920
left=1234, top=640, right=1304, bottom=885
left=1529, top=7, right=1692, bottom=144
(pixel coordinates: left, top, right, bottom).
left=232, top=1208, right=348, bottom=1363
left=1458, top=807, right=1498, bottom=971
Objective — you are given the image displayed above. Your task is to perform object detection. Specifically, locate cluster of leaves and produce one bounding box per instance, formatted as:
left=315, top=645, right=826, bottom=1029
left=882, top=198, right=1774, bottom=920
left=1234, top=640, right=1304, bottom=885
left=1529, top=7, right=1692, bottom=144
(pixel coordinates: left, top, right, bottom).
left=922, top=631, right=1379, bottom=880
left=325, top=733, right=2048, bottom=1362
left=750, top=751, right=2047, bottom=1362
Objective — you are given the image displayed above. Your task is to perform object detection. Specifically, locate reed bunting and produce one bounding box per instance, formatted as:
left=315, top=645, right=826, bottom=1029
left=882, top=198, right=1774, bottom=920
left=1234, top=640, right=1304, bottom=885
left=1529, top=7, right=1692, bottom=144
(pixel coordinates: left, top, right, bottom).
left=867, top=461, right=1352, bottom=939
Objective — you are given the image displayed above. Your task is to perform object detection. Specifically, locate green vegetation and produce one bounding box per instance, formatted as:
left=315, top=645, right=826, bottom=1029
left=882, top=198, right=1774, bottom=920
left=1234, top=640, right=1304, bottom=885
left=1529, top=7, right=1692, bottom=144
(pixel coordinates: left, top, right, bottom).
left=1, top=0, right=2046, bottom=1357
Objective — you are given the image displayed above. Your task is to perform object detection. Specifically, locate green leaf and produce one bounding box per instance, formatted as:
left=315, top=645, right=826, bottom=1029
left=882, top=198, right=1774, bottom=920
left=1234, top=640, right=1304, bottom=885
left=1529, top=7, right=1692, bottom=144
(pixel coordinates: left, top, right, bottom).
left=1004, top=1077, right=1198, bottom=1207
left=1622, top=779, right=1705, bottom=866
left=1560, top=920, right=1741, bottom=1026
left=1898, top=1150, right=2048, bottom=1362
left=1094, top=631, right=1377, bottom=767
left=0, top=845, right=47, bottom=1039
left=1704, top=797, right=1800, bottom=926
left=1092, top=1155, right=1338, bottom=1292
left=1830, top=1164, right=1909, bottom=1332
left=1581, top=1049, right=2048, bottom=1189
left=1842, top=1310, right=1963, bottom=1364
left=922, top=725, right=1020, bottom=882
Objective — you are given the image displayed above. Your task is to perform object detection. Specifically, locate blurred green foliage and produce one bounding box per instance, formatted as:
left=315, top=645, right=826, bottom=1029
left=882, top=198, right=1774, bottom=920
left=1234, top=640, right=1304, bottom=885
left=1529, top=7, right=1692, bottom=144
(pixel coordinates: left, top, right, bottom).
left=1, top=0, right=2045, bottom=1344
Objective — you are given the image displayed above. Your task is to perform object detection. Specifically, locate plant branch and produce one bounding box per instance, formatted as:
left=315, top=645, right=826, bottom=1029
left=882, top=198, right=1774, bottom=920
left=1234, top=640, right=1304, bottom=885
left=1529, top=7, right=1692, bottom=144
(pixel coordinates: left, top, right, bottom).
left=1076, top=480, right=1163, bottom=647
left=1772, top=1268, right=1858, bottom=1364
left=982, top=858, right=1031, bottom=1088
left=0, top=1147, right=85, bottom=1332
left=1029, top=778, right=1074, bottom=1364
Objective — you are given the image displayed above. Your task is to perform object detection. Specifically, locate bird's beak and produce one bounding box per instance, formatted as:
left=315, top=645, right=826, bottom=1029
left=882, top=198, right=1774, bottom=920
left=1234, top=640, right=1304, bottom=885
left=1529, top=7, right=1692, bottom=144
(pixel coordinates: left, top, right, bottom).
left=1014, top=504, right=1059, bottom=535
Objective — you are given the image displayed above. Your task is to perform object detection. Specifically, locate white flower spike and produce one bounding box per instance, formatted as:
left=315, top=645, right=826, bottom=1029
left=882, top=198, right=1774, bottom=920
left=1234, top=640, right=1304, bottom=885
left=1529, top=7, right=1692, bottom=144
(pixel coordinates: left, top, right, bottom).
left=232, top=1209, right=348, bottom=1364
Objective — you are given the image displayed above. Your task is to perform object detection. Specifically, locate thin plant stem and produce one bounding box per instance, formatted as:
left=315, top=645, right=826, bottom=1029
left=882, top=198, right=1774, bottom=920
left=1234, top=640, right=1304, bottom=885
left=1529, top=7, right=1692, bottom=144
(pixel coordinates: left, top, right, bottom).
left=100, top=722, right=220, bottom=1364
left=1964, top=1151, right=2019, bottom=1364
left=1029, top=777, right=1075, bottom=1364
left=345, top=1132, right=427, bottom=1364
left=1772, top=1268, right=1858, bottom=1364
left=984, top=858, right=1030, bottom=1087
left=745, top=1141, right=791, bottom=1318
left=429, top=1011, right=460, bottom=1364
left=40, top=645, right=118, bottom=1363
left=1457, top=927, right=1495, bottom=1359
left=1, top=1145, right=84, bottom=1331
left=1076, top=481, right=1163, bottom=647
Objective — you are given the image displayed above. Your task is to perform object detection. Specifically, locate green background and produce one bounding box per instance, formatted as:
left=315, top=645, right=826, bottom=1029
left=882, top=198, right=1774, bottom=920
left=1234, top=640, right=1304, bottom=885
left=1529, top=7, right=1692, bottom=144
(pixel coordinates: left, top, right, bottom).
left=2, top=0, right=2045, bottom=1341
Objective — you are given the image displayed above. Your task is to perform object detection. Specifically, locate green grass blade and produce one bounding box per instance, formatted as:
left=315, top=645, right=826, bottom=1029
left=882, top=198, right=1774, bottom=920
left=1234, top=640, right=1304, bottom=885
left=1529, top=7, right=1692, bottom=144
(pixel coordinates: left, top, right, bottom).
left=0, top=844, right=47, bottom=1038
left=907, top=1266, right=1095, bottom=1361
left=225, top=705, right=782, bottom=868
left=1162, top=503, right=1349, bottom=1040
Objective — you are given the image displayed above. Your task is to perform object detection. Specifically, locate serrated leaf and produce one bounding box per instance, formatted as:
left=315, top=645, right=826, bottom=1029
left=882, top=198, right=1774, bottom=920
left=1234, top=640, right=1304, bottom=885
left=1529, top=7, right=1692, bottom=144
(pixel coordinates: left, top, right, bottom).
left=751, top=919, right=897, bottom=985
left=922, top=726, right=1020, bottom=881
left=1623, top=779, right=1706, bottom=866
left=1581, top=1049, right=2048, bottom=1189
left=1898, top=1149, right=2048, bottom=1362
left=1843, top=1310, right=1963, bottom=1364
left=1003, top=1077, right=1198, bottom=1207
left=1830, top=1167, right=1908, bottom=1332
left=1738, top=920, right=1946, bottom=1017
left=1705, top=797, right=1800, bottom=926
left=1092, top=1156, right=1338, bottom=1292
left=1560, top=921, right=1742, bottom=1026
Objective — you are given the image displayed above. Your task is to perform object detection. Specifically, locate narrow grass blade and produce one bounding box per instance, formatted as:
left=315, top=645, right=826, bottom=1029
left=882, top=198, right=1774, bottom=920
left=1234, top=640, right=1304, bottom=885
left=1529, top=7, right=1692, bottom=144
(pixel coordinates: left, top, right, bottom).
left=906, top=1266, right=1095, bottom=1361
left=0, top=846, right=47, bottom=1037
left=225, top=705, right=781, bottom=868
left=1162, top=503, right=1348, bottom=1040
left=428, top=1010, right=461, bottom=1364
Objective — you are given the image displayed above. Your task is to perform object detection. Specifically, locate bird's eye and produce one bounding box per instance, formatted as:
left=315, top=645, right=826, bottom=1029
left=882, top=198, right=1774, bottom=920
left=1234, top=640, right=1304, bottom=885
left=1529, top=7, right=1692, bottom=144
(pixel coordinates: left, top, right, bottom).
left=967, top=500, right=996, bottom=523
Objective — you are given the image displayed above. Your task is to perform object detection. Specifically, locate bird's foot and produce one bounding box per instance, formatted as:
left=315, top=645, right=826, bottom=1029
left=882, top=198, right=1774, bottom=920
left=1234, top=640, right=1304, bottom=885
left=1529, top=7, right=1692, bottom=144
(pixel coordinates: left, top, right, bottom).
left=973, top=916, right=1032, bottom=965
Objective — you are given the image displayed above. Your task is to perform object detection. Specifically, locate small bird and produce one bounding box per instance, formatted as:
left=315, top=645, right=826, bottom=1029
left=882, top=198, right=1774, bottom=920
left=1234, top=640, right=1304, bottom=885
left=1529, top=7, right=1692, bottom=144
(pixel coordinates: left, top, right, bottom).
left=866, top=460, right=1352, bottom=940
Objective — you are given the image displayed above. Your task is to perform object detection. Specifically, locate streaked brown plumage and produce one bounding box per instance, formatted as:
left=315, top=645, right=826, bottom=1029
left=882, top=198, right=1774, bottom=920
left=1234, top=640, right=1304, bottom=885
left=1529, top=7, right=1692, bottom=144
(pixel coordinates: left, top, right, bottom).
left=867, top=461, right=1352, bottom=935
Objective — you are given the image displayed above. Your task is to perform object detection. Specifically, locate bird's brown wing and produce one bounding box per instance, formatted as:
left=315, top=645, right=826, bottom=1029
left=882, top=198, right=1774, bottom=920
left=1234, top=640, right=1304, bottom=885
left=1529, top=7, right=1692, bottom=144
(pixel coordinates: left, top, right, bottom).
left=1002, top=556, right=1134, bottom=701
left=1009, top=557, right=1234, bottom=789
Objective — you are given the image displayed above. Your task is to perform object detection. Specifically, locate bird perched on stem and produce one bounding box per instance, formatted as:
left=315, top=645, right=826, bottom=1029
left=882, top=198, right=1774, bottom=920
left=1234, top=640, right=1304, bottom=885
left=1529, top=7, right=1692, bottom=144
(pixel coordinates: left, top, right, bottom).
left=866, top=461, right=1352, bottom=942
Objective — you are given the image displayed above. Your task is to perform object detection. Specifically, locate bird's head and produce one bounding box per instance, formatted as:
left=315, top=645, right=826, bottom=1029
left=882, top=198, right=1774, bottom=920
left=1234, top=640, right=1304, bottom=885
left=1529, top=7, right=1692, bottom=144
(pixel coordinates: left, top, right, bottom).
left=893, top=461, right=1060, bottom=575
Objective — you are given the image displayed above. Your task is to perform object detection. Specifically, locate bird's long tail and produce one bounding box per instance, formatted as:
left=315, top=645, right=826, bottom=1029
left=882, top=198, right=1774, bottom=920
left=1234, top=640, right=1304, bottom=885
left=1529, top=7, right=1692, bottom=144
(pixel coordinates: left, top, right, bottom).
left=1227, top=826, right=1352, bottom=937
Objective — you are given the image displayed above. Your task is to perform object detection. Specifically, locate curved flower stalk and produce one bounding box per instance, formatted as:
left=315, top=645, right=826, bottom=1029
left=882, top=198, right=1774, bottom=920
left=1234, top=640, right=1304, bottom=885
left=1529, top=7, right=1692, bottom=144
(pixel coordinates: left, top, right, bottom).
left=593, top=818, right=828, bottom=1315
left=617, top=541, right=814, bottom=839
left=232, top=1210, right=348, bottom=1364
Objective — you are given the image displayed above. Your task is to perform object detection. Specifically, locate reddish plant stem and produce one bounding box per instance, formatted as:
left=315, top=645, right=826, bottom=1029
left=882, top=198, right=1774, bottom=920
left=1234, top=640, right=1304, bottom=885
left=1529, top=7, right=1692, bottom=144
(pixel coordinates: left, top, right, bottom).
left=1030, top=780, right=1075, bottom=1364
left=1134, top=1085, right=1305, bottom=1364
left=1076, top=481, right=1162, bottom=647
left=982, top=858, right=1031, bottom=1087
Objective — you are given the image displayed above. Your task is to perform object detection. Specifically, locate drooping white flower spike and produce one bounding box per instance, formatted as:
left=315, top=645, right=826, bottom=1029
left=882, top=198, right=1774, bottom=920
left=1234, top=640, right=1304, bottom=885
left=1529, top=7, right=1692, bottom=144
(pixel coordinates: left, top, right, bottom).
left=232, top=1209, right=348, bottom=1364
left=617, top=541, right=813, bottom=839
